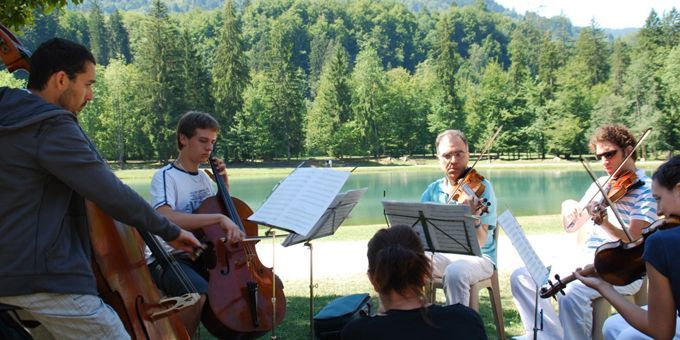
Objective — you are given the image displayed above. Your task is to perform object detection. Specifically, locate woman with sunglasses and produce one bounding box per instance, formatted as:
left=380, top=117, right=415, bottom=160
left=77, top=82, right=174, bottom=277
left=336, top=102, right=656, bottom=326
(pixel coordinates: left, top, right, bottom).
left=576, top=155, right=680, bottom=339
left=510, top=124, right=658, bottom=339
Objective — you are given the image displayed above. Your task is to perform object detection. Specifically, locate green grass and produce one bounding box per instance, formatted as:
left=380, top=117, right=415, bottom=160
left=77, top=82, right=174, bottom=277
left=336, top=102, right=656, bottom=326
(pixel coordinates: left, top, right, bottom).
left=195, top=215, right=563, bottom=340
left=195, top=271, right=526, bottom=339
left=295, top=214, right=562, bottom=244
left=119, top=162, right=597, bottom=339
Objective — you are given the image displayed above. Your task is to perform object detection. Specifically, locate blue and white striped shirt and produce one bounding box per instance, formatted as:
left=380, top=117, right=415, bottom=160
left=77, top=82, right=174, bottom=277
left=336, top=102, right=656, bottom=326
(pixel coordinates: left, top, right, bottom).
left=581, top=168, right=657, bottom=250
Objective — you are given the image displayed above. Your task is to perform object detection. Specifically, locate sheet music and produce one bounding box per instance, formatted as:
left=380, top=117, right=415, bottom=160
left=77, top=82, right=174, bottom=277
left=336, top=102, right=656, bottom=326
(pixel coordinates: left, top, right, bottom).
left=248, top=167, right=351, bottom=235
left=281, top=188, right=367, bottom=247
left=497, top=209, right=550, bottom=287
left=382, top=201, right=481, bottom=256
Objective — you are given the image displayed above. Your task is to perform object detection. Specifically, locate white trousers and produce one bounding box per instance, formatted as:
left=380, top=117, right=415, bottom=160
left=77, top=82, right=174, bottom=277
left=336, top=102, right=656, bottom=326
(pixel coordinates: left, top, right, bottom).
left=430, top=252, right=494, bottom=306
left=511, top=266, right=642, bottom=340
left=603, top=305, right=680, bottom=339
left=0, top=293, right=129, bottom=340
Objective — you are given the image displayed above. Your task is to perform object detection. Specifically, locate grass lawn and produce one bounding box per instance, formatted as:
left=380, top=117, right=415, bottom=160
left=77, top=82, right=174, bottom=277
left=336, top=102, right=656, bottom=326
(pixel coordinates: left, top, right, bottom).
left=196, top=215, right=562, bottom=339
left=112, top=163, right=616, bottom=339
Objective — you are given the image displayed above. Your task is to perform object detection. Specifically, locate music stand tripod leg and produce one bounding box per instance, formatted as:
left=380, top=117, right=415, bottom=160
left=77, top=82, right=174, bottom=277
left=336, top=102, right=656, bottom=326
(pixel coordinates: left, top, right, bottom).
left=305, top=241, right=315, bottom=339
left=533, top=284, right=542, bottom=340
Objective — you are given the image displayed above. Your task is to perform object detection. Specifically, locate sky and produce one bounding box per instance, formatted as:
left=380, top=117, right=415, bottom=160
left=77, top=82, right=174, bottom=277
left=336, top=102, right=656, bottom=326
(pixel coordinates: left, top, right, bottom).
left=493, top=0, right=678, bottom=29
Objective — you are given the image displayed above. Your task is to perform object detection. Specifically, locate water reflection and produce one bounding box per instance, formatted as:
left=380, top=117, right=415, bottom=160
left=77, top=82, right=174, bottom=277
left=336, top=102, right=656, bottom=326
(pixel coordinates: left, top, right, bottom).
left=125, top=168, right=611, bottom=225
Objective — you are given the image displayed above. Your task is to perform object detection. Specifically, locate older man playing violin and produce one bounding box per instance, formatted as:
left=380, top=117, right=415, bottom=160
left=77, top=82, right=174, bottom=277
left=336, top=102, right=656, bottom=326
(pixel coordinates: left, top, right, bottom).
left=510, top=124, right=658, bottom=340
left=420, top=129, right=498, bottom=307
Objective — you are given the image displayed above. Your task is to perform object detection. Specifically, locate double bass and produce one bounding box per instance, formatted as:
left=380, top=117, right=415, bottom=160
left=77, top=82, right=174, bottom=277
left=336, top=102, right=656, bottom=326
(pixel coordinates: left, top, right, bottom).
left=195, top=155, right=286, bottom=339
left=0, top=23, right=197, bottom=339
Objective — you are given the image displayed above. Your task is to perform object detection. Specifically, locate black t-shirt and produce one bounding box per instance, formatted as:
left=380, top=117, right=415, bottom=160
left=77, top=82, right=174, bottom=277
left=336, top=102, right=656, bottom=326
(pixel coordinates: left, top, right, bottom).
left=341, top=304, right=487, bottom=340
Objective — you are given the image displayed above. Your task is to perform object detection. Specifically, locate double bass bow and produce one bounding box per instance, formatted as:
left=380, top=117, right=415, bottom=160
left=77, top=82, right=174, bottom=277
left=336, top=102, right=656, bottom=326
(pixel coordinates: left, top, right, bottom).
left=1, top=23, right=199, bottom=339
left=195, top=153, right=286, bottom=339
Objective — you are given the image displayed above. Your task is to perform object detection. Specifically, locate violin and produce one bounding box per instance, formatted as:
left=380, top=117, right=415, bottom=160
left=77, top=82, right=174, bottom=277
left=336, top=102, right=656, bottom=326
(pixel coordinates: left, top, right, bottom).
left=607, top=170, right=642, bottom=203
left=540, top=217, right=680, bottom=299
left=450, top=167, right=490, bottom=215
left=564, top=170, right=644, bottom=232
left=594, top=216, right=680, bottom=286
left=195, top=156, right=286, bottom=338
left=1, top=23, right=196, bottom=339
left=445, top=126, right=502, bottom=215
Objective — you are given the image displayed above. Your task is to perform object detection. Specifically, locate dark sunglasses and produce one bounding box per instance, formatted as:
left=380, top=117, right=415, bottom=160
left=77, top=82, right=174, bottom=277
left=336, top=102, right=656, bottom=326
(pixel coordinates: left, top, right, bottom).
left=595, top=149, right=618, bottom=160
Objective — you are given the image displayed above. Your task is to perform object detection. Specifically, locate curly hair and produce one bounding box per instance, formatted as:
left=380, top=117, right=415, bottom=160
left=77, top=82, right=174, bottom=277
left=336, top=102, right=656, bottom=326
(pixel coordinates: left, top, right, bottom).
left=589, top=124, right=638, bottom=160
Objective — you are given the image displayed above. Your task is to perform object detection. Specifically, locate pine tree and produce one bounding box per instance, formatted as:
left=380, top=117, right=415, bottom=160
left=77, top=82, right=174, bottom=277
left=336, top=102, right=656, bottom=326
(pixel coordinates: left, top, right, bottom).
left=135, top=0, right=184, bottom=162
left=212, top=0, right=250, bottom=160
left=351, top=44, right=385, bottom=158
left=108, top=10, right=132, bottom=63
left=88, top=1, right=109, bottom=65
left=305, top=42, right=351, bottom=156
left=427, top=13, right=464, bottom=134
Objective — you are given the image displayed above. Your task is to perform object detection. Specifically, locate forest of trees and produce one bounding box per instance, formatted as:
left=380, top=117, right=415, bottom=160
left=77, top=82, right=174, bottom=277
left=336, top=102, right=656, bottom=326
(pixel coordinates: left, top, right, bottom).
left=1, top=0, right=679, bottom=165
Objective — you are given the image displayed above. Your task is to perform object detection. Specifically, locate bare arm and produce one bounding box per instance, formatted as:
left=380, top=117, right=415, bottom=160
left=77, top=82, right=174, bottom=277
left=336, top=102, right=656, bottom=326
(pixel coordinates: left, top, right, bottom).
left=599, top=218, right=648, bottom=241
left=475, top=223, right=488, bottom=248
left=576, top=263, right=676, bottom=339
left=156, top=205, right=244, bottom=243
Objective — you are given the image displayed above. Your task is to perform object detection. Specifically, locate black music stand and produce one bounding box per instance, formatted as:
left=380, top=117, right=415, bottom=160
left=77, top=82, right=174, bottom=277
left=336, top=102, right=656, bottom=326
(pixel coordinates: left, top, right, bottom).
left=382, top=201, right=482, bottom=256
left=281, top=188, right=366, bottom=339
left=382, top=200, right=482, bottom=304
left=248, top=167, right=353, bottom=338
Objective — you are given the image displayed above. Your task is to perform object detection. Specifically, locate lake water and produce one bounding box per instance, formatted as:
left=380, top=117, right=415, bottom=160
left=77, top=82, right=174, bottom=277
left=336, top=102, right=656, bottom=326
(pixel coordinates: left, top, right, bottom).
left=124, top=168, right=617, bottom=225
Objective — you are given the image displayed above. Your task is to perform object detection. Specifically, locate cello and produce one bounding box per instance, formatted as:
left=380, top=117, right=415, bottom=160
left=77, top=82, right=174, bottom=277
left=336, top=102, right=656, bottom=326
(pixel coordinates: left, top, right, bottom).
left=195, top=155, right=286, bottom=339
left=0, top=23, right=198, bottom=339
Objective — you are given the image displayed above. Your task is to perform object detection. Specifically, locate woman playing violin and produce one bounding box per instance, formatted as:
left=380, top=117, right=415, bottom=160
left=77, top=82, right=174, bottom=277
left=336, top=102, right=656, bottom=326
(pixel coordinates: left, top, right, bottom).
left=420, top=129, right=498, bottom=307
left=145, top=111, right=244, bottom=336
left=576, top=155, right=680, bottom=339
left=510, top=124, right=658, bottom=339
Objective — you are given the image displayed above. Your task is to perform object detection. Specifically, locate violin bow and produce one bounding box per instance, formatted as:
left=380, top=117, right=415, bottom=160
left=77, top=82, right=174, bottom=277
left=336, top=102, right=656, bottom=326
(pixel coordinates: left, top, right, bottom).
left=569, top=128, right=652, bottom=227
left=594, top=128, right=652, bottom=196
left=572, top=128, right=652, bottom=240
left=580, top=157, right=634, bottom=242
left=447, top=125, right=503, bottom=203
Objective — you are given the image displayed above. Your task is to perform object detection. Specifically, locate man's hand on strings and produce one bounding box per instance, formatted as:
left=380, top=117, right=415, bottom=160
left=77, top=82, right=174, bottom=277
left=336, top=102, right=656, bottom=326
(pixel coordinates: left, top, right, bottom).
left=220, top=215, right=245, bottom=244
left=586, top=201, right=608, bottom=225
left=463, top=195, right=489, bottom=217
left=204, top=157, right=229, bottom=190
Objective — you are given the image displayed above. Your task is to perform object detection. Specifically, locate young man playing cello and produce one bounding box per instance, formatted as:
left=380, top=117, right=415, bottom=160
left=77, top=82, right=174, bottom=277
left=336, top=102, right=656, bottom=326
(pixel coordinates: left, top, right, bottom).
left=146, top=111, right=244, bottom=336
left=420, top=129, right=497, bottom=307
left=0, top=38, right=200, bottom=339
left=576, top=155, right=680, bottom=339
left=511, top=124, right=658, bottom=339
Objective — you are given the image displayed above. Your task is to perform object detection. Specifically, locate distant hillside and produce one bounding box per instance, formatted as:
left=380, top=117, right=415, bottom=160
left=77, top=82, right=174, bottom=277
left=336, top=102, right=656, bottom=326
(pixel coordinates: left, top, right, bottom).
left=603, top=27, right=639, bottom=39
left=71, top=0, right=513, bottom=13
left=68, top=0, right=633, bottom=39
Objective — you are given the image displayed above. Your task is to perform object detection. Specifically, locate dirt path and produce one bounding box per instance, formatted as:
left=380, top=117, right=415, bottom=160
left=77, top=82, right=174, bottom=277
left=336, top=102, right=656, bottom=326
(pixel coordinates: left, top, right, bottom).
left=254, top=233, right=583, bottom=280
